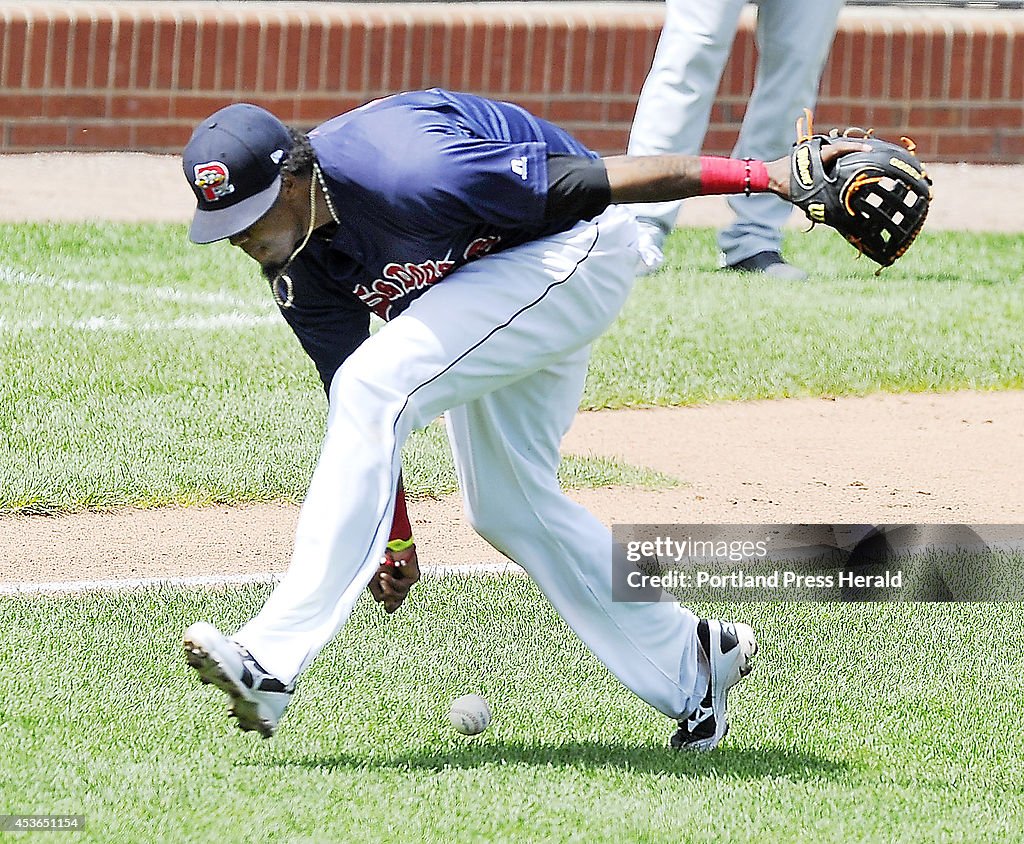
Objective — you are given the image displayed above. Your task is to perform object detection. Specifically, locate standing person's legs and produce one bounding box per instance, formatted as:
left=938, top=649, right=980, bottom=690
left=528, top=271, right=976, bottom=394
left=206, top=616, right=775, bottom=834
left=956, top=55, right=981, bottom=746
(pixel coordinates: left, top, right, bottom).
left=184, top=206, right=644, bottom=735
left=718, top=0, right=845, bottom=268
left=626, top=0, right=749, bottom=250
left=445, top=348, right=704, bottom=718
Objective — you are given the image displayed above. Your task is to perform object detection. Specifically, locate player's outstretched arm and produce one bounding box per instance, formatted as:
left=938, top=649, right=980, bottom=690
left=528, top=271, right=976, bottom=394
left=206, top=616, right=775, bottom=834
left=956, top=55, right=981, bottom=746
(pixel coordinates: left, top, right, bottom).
left=603, top=142, right=868, bottom=204
left=366, top=475, right=421, bottom=613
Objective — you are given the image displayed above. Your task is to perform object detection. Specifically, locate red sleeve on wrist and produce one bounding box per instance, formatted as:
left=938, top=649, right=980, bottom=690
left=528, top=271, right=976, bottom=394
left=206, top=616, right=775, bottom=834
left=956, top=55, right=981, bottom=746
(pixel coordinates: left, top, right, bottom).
left=747, top=159, right=770, bottom=192
left=389, top=480, right=412, bottom=543
left=699, top=156, right=769, bottom=196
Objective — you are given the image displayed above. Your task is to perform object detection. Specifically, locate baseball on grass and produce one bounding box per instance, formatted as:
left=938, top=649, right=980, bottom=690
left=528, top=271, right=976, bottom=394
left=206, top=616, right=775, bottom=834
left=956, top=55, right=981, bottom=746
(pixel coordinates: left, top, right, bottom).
left=447, top=694, right=492, bottom=736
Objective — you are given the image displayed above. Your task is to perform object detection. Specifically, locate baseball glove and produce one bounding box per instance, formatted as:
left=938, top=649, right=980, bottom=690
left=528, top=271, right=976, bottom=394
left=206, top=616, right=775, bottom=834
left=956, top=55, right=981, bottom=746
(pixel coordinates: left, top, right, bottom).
left=789, top=110, right=932, bottom=269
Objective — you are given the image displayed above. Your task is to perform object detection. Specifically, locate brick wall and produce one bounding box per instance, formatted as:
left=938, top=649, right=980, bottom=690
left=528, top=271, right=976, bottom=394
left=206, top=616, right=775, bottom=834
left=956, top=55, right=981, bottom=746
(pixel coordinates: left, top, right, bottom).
left=0, top=2, right=1021, bottom=162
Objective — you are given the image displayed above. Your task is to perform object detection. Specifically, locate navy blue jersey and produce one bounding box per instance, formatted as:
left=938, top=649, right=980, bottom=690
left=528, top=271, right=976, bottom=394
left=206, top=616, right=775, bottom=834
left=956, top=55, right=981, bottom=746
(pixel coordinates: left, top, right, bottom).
left=276, top=89, right=598, bottom=391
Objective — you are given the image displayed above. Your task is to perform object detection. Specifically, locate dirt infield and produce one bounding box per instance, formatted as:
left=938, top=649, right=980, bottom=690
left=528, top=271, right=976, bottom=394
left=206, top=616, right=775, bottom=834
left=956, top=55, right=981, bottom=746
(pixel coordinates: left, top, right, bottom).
left=1, top=153, right=1021, bottom=232
left=1, top=154, right=1022, bottom=585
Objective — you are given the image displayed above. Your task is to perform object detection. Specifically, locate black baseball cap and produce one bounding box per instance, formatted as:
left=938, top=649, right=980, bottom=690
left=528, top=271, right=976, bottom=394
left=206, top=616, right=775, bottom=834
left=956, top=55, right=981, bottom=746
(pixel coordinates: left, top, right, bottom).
left=183, top=103, right=293, bottom=244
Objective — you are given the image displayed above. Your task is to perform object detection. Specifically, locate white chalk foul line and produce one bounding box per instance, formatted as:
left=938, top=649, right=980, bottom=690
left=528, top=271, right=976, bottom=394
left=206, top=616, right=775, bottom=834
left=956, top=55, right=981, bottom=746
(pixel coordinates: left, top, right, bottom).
left=0, top=266, right=279, bottom=331
left=0, top=265, right=269, bottom=311
left=0, top=563, right=527, bottom=595
left=0, top=312, right=279, bottom=332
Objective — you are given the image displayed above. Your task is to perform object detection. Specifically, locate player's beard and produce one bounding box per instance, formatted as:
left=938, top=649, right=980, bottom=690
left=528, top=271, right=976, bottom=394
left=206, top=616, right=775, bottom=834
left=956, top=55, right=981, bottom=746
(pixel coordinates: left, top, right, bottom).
left=260, top=227, right=309, bottom=282
left=261, top=260, right=287, bottom=282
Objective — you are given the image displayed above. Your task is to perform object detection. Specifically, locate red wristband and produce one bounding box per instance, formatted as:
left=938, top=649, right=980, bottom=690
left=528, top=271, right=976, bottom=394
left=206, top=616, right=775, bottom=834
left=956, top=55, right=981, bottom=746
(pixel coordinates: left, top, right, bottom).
left=389, top=483, right=412, bottom=544
left=699, top=156, right=770, bottom=196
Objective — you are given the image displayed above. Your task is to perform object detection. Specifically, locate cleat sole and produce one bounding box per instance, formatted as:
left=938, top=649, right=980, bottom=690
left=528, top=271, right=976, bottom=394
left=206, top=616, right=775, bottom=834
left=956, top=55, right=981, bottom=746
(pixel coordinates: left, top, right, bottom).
left=184, top=637, right=275, bottom=739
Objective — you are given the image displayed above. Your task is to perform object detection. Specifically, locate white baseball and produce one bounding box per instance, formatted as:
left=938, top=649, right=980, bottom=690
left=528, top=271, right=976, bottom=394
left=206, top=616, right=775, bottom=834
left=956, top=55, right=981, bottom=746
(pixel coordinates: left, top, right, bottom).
left=447, top=694, right=492, bottom=736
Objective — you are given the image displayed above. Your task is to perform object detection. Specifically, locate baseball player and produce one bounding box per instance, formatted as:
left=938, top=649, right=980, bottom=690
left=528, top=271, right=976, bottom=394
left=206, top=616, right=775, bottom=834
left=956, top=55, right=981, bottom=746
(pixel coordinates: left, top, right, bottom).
left=628, top=0, right=845, bottom=278
left=180, top=89, right=864, bottom=749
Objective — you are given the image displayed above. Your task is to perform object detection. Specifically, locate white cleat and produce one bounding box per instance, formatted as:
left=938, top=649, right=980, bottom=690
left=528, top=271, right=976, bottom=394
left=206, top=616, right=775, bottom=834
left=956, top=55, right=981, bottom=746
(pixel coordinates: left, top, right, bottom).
left=672, top=618, right=757, bottom=751
left=183, top=621, right=294, bottom=739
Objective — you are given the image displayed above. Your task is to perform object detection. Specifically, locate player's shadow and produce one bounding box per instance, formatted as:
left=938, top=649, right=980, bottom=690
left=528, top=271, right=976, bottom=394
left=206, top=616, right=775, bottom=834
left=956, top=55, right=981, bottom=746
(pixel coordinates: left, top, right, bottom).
left=264, top=740, right=847, bottom=781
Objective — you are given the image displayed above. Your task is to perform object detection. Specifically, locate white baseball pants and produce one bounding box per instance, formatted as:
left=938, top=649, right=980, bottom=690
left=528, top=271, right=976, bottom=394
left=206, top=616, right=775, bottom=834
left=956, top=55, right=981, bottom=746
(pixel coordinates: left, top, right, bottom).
left=235, top=205, right=704, bottom=719
left=627, top=0, right=845, bottom=264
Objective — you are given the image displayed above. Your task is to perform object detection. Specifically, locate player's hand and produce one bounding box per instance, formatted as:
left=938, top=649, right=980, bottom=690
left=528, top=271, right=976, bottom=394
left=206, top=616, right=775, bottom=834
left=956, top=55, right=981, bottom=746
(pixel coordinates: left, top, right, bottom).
left=367, top=544, right=421, bottom=613
left=765, top=140, right=871, bottom=199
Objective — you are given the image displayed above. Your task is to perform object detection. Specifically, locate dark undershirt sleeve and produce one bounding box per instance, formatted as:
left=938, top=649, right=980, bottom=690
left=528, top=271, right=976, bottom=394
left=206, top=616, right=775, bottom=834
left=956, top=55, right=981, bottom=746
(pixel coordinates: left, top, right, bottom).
left=544, top=153, right=612, bottom=222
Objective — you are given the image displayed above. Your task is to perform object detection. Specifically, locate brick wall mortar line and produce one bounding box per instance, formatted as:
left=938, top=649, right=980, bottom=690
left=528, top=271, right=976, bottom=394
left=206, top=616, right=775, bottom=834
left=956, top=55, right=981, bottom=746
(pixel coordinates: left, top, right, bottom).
left=603, top=24, right=616, bottom=118
left=521, top=16, right=535, bottom=97
left=434, top=14, right=446, bottom=91
left=149, top=7, right=162, bottom=93
left=921, top=28, right=933, bottom=102
left=501, top=19, right=513, bottom=93
left=175, top=6, right=189, bottom=94
left=998, top=19, right=1012, bottom=101
left=122, top=8, right=135, bottom=91
left=583, top=13, right=597, bottom=98
left=254, top=9, right=269, bottom=94
left=862, top=19, right=875, bottom=107
left=501, top=17, right=513, bottom=90
left=40, top=7, right=54, bottom=90
left=540, top=13, right=553, bottom=104
left=1, top=3, right=1022, bottom=162
left=881, top=18, right=894, bottom=103
left=225, top=7, right=244, bottom=92
left=338, top=15, right=351, bottom=92
left=357, top=7, right=369, bottom=92
left=169, top=7, right=183, bottom=110
left=562, top=14, right=574, bottom=96
left=4, top=4, right=1024, bottom=33
left=384, top=15, right=396, bottom=94
left=105, top=15, right=121, bottom=119
left=310, top=8, right=327, bottom=94
left=979, top=17, right=994, bottom=121
left=358, top=7, right=372, bottom=94
left=941, top=20, right=954, bottom=102
left=1, top=8, right=10, bottom=88
left=275, top=9, right=288, bottom=96
left=297, top=11, right=311, bottom=107
left=131, top=6, right=143, bottom=91
left=211, top=8, right=225, bottom=91
left=193, top=9, right=207, bottom=94
left=220, top=6, right=235, bottom=91
left=485, top=19, right=498, bottom=91
left=398, top=8, right=414, bottom=93
left=961, top=19, right=973, bottom=103
left=376, top=9, right=389, bottom=93
left=897, top=20, right=913, bottom=110
left=22, top=13, right=34, bottom=91
left=458, top=8, right=474, bottom=93
left=834, top=28, right=847, bottom=101
left=86, top=9, right=99, bottom=90
left=282, top=7, right=298, bottom=97
left=62, top=8, right=76, bottom=90
left=420, top=15, right=434, bottom=91
left=248, top=7, right=267, bottom=96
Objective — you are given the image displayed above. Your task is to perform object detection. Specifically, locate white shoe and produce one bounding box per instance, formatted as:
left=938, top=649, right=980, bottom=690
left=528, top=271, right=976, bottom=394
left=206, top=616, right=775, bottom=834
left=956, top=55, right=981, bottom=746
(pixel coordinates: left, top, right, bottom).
left=671, top=619, right=757, bottom=751
left=183, top=622, right=294, bottom=738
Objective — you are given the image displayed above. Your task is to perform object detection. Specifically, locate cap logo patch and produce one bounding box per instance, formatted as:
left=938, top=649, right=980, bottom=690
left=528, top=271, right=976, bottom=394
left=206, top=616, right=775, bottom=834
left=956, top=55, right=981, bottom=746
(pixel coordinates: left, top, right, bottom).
left=193, top=161, right=235, bottom=202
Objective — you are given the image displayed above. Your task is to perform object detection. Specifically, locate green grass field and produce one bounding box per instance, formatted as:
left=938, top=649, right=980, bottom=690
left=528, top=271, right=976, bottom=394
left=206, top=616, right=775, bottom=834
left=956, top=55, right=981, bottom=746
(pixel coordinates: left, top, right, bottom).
left=2, top=222, right=1022, bottom=841
left=0, top=222, right=680, bottom=512
left=1, top=579, right=1021, bottom=843
left=1, top=223, right=1022, bottom=511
